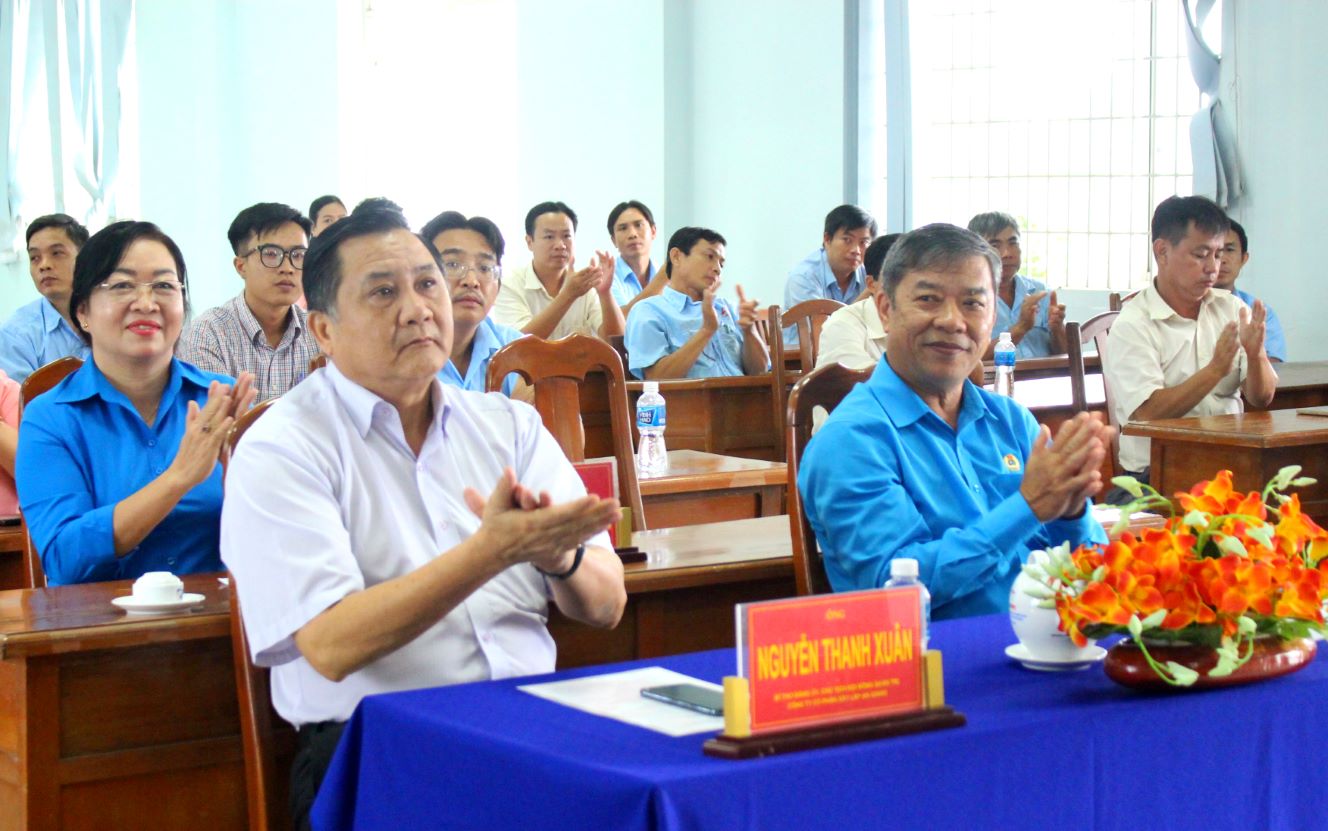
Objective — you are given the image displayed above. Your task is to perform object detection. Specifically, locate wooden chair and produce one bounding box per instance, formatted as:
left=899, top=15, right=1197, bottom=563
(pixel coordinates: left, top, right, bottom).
left=307, top=354, right=327, bottom=374
left=767, top=300, right=845, bottom=461
left=220, top=398, right=294, bottom=831
left=17, top=356, right=84, bottom=588
left=1065, top=312, right=1119, bottom=414
left=486, top=334, right=647, bottom=531
left=785, top=362, right=873, bottom=596
left=1108, top=292, right=1122, bottom=312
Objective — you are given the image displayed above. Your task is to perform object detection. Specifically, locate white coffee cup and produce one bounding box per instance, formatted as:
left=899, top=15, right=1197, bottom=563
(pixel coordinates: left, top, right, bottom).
left=1009, top=560, right=1096, bottom=661
left=132, top=571, right=184, bottom=604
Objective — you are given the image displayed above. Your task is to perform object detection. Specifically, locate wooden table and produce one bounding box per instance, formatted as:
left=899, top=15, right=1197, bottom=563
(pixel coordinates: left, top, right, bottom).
left=549, top=515, right=795, bottom=669
left=0, top=574, right=244, bottom=830
left=623, top=376, right=779, bottom=461
left=1270, top=360, right=1328, bottom=409
left=633, top=449, right=786, bottom=528
left=1124, top=409, right=1328, bottom=524
left=0, top=521, right=25, bottom=591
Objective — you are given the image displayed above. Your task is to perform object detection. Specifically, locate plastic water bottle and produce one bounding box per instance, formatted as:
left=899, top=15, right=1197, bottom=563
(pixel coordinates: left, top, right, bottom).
left=993, top=331, right=1016, bottom=397
left=635, top=381, right=668, bottom=476
left=884, top=558, right=931, bottom=650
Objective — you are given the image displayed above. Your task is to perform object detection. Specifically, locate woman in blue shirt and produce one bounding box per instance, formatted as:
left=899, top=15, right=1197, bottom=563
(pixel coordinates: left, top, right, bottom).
left=16, top=221, right=254, bottom=585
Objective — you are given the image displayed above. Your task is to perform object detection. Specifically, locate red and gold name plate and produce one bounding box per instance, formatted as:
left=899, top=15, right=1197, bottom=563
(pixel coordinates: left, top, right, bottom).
left=737, top=587, right=923, bottom=733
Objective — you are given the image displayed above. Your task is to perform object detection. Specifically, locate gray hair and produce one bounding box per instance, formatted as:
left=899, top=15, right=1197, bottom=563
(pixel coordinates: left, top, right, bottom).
left=881, top=223, right=1000, bottom=301
left=966, top=211, right=1020, bottom=240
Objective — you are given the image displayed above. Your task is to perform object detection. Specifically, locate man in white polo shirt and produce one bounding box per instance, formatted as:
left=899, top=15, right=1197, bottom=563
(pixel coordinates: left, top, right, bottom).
left=221, top=207, right=626, bottom=829
left=1103, top=196, right=1277, bottom=490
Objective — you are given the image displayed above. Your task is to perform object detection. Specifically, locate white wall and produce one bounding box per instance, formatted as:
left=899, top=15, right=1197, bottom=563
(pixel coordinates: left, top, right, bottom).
left=1224, top=0, right=1327, bottom=361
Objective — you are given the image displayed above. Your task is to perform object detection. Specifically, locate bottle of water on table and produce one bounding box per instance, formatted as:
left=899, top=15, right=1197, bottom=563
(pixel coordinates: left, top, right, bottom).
left=884, top=557, right=931, bottom=649
left=636, top=381, right=668, bottom=476
left=993, top=331, right=1016, bottom=397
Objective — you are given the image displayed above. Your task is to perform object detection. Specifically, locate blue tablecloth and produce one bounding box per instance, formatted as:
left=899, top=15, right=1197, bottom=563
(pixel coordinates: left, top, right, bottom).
left=312, top=614, right=1328, bottom=830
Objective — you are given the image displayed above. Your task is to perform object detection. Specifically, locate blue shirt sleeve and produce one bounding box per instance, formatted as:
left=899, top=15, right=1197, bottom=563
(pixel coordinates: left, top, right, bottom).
left=1263, top=302, right=1287, bottom=362
left=16, top=400, right=120, bottom=584
left=0, top=323, right=42, bottom=383
left=625, top=302, right=672, bottom=379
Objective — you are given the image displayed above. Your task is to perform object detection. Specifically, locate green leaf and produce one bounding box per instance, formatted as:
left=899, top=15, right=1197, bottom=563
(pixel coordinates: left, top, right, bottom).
left=1127, top=615, right=1143, bottom=638
left=1141, top=609, right=1167, bottom=629
left=1217, top=536, right=1248, bottom=557
left=1111, top=476, right=1145, bottom=498
left=1165, top=662, right=1200, bottom=686
left=1182, top=510, right=1209, bottom=528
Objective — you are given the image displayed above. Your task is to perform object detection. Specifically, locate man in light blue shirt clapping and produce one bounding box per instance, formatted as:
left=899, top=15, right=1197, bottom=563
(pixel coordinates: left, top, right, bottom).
left=606, top=200, right=663, bottom=315
left=967, top=212, right=1067, bottom=359
left=625, top=227, right=769, bottom=380
left=798, top=223, right=1112, bottom=620
left=783, top=205, right=877, bottom=346
left=0, top=214, right=92, bottom=382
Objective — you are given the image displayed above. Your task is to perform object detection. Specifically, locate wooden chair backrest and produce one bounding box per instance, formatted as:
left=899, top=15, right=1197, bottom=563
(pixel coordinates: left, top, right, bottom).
left=767, top=300, right=844, bottom=462
left=307, top=354, right=327, bottom=374
left=17, top=356, right=84, bottom=588
left=785, top=362, right=873, bottom=596
left=486, top=335, right=647, bottom=530
left=221, top=398, right=293, bottom=831
left=1065, top=311, right=1118, bottom=414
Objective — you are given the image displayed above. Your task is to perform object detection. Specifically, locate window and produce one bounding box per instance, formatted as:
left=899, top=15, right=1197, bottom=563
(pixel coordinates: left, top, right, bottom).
left=899, top=0, right=1202, bottom=290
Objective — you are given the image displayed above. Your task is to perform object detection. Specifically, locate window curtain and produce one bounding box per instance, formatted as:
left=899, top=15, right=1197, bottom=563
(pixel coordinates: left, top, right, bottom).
left=43, top=0, right=133, bottom=226
left=0, top=0, right=43, bottom=260
left=1185, top=0, right=1242, bottom=207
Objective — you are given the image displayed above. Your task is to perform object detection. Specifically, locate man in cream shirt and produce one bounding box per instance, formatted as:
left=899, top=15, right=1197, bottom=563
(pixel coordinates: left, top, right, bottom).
left=1103, top=196, right=1277, bottom=486
left=493, top=200, right=623, bottom=340
left=816, top=234, right=899, bottom=370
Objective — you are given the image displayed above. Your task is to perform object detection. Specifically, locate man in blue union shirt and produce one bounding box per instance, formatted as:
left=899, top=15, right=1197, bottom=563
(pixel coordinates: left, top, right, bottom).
left=1217, top=219, right=1286, bottom=362
left=798, top=223, right=1113, bottom=620
left=420, top=210, right=526, bottom=397
left=625, top=226, right=769, bottom=380
left=783, top=204, right=877, bottom=347
left=606, top=200, right=663, bottom=316
left=0, top=214, right=92, bottom=381
left=967, top=211, right=1067, bottom=359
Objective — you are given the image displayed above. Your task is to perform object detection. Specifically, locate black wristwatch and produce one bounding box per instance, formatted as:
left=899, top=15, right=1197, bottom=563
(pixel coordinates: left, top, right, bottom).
left=537, top=543, right=585, bottom=580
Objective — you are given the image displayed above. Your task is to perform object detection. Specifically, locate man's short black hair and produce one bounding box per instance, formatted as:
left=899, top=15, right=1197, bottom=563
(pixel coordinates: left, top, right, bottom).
left=880, top=223, right=999, bottom=302
left=664, top=227, right=727, bottom=277
left=1227, top=218, right=1248, bottom=254
left=353, top=197, right=405, bottom=217
left=420, top=211, right=506, bottom=263
left=309, top=195, right=345, bottom=225
left=864, top=233, right=903, bottom=283
left=304, top=207, right=437, bottom=316
left=26, top=213, right=90, bottom=248
left=606, top=200, right=656, bottom=236
left=69, top=221, right=190, bottom=344
left=823, top=204, right=878, bottom=239
left=1151, top=195, right=1229, bottom=245
left=525, top=201, right=578, bottom=236
left=227, top=203, right=311, bottom=255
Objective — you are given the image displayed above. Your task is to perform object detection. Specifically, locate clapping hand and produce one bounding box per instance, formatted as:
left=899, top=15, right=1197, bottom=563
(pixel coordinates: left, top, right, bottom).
left=1020, top=412, right=1115, bottom=521
left=1017, top=290, right=1048, bottom=333
left=1238, top=300, right=1266, bottom=357
left=1047, top=290, right=1066, bottom=332
left=167, top=372, right=256, bottom=491
left=735, top=285, right=761, bottom=332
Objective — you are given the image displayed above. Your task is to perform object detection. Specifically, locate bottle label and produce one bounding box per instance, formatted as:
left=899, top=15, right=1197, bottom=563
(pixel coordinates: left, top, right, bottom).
left=994, top=350, right=1016, bottom=368
left=636, top=404, right=666, bottom=429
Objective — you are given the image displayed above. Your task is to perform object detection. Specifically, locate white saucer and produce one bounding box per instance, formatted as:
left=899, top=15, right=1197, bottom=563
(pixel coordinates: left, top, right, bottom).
left=1005, top=642, right=1106, bottom=672
left=111, top=593, right=206, bottom=614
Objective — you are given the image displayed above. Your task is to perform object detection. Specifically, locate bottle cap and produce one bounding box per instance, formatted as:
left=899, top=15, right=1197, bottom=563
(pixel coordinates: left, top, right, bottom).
left=890, top=558, right=919, bottom=579
left=643, top=381, right=660, bottom=394
left=998, top=331, right=1013, bottom=343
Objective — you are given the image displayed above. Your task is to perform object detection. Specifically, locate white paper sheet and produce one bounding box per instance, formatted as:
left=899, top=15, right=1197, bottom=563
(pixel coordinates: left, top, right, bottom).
left=518, top=666, right=725, bottom=737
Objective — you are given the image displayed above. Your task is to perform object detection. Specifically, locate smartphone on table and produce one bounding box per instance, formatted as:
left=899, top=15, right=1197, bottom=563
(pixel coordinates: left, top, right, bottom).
left=640, top=683, right=724, bottom=716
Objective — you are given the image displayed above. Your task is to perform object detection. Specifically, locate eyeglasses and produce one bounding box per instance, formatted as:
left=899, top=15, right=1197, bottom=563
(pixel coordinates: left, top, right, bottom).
left=243, top=244, right=307, bottom=270
left=95, top=279, right=186, bottom=301
left=440, top=259, right=501, bottom=285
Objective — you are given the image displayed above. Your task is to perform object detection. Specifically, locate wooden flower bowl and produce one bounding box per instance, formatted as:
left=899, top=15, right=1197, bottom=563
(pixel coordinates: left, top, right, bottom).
left=1104, top=637, right=1318, bottom=691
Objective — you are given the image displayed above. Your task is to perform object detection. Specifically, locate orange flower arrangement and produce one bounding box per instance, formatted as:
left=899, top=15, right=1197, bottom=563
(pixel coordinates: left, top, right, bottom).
left=1025, top=467, right=1328, bottom=686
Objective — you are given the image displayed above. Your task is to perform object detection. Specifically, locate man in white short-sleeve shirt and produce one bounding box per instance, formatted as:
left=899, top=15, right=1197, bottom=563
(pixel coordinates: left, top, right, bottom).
left=1103, top=196, right=1277, bottom=483
left=221, top=207, right=625, bottom=829
left=492, top=201, right=624, bottom=340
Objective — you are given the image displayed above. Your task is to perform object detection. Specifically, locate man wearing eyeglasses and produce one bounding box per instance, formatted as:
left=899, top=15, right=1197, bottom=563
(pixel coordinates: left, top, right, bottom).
left=420, top=211, right=526, bottom=398
left=178, top=202, right=319, bottom=400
